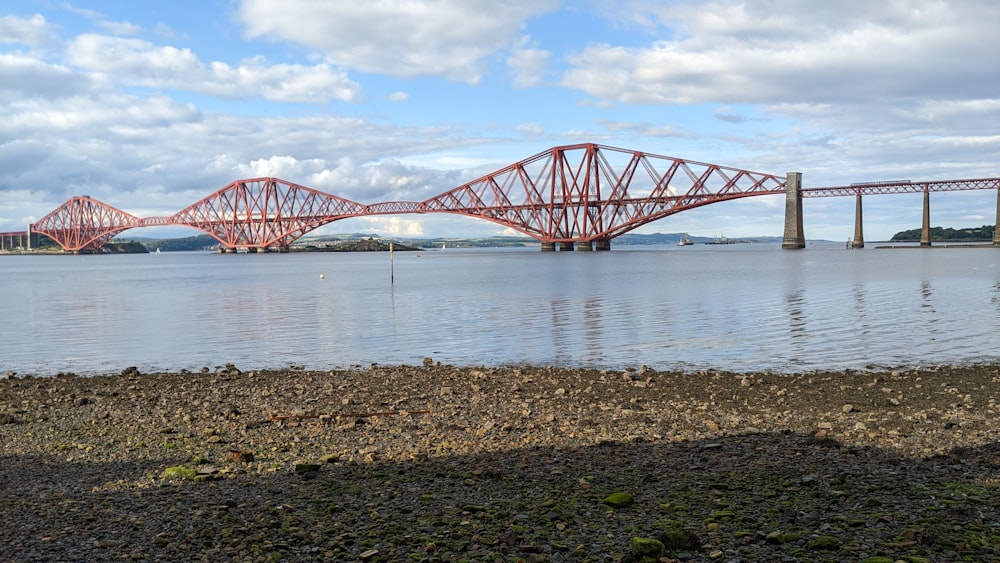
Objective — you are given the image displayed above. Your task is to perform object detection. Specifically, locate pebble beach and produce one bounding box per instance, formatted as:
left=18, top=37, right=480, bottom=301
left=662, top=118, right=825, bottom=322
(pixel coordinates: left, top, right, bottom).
left=3, top=362, right=1000, bottom=562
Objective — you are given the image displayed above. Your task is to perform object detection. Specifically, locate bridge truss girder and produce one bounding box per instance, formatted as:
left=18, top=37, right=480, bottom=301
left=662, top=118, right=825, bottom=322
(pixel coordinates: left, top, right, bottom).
left=803, top=178, right=1000, bottom=197
left=419, top=143, right=787, bottom=242
left=169, top=178, right=368, bottom=250
left=31, top=196, right=143, bottom=253
left=30, top=144, right=1000, bottom=254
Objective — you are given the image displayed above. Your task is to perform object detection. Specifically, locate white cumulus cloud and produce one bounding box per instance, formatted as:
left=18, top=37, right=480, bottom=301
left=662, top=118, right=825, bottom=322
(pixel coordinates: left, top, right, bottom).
left=236, top=0, right=560, bottom=83
left=66, top=34, right=360, bottom=103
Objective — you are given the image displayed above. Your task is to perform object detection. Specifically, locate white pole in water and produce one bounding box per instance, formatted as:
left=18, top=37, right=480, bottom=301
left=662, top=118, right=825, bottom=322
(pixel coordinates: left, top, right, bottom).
left=389, top=241, right=394, bottom=284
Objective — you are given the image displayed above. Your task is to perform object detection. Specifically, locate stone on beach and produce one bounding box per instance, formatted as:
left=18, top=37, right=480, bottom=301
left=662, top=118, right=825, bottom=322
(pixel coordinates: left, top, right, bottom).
left=3, top=363, right=1000, bottom=561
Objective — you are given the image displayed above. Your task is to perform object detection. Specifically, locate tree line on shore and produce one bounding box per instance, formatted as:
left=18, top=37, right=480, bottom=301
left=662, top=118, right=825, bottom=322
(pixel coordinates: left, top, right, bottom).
left=889, top=224, right=994, bottom=242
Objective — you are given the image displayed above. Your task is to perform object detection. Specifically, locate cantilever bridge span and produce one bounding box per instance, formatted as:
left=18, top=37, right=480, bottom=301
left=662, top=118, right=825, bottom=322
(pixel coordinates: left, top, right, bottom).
left=16, top=143, right=1000, bottom=253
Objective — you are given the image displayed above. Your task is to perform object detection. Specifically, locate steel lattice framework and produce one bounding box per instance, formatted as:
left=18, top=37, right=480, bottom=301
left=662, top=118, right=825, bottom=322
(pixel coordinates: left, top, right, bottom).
left=22, top=144, right=1000, bottom=252
left=803, top=178, right=1000, bottom=197
left=31, top=196, right=144, bottom=252
left=421, top=143, right=787, bottom=243
left=169, top=178, right=368, bottom=250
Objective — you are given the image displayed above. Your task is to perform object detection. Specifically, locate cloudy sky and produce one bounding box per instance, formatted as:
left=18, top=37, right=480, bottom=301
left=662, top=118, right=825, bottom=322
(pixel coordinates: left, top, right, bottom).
left=2, top=0, right=998, bottom=241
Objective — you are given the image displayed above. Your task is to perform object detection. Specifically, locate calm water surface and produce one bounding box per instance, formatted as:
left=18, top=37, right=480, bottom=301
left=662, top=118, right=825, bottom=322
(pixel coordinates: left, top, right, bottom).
left=1, top=243, right=998, bottom=375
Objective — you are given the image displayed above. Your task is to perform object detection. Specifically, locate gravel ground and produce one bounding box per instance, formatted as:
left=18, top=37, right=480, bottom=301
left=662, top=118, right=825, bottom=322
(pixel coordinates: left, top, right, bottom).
left=3, top=362, right=1000, bottom=562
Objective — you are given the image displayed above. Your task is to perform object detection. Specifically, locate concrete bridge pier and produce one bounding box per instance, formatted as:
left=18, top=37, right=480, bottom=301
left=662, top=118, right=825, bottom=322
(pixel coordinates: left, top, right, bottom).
left=577, top=241, right=593, bottom=251
left=595, top=239, right=611, bottom=251
left=559, top=242, right=575, bottom=251
left=852, top=193, right=865, bottom=249
left=995, top=188, right=1000, bottom=247
left=920, top=189, right=932, bottom=247
left=781, top=172, right=805, bottom=249
left=540, top=241, right=556, bottom=252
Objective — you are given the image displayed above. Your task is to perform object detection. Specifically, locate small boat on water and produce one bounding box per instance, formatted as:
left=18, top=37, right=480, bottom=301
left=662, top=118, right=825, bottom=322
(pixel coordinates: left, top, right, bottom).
left=677, top=236, right=694, bottom=246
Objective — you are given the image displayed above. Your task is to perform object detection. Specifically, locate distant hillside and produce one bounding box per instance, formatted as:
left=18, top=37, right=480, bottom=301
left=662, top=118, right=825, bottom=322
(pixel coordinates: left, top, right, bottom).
left=293, top=239, right=421, bottom=252
left=112, top=231, right=789, bottom=252
left=300, top=234, right=537, bottom=249
left=890, top=225, right=995, bottom=242
left=614, top=232, right=782, bottom=245
left=116, top=234, right=219, bottom=252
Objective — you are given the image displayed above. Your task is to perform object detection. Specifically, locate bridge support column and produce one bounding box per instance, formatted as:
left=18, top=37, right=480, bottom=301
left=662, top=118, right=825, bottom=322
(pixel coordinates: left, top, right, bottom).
left=540, top=242, right=556, bottom=252
left=595, top=239, right=611, bottom=251
left=781, top=172, right=805, bottom=249
left=994, top=188, right=1000, bottom=247
left=852, top=193, right=865, bottom=249
left=577, top=241, right=593, bottom=251
left=559, top=242, right=575, bottom=251
left=920, top=189, right=932, bottom=247
left=26, top=224, right=31, bottom=250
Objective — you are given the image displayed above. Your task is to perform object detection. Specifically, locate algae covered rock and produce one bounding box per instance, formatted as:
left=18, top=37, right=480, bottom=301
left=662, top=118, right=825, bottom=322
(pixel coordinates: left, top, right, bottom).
left=655, top=518, right=701, bottom=551
left=161, top=466, right=197, bottom=480
left=601, top=491, right=634, bottom=509
left=806, top=535, right=841, bottom=550
left=631, top=536, right=665, bottom=559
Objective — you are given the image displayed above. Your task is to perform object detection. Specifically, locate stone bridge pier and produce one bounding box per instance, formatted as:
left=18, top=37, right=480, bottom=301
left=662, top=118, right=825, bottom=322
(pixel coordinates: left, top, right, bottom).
left=781, top=172, right=805, bottom=249
left=786, top=177, right=1000, bottom=249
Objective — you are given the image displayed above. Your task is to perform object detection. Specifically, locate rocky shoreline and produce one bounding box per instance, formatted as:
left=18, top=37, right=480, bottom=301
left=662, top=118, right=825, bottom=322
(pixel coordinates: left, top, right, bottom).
left=3, top=362, right=1000, bottom=562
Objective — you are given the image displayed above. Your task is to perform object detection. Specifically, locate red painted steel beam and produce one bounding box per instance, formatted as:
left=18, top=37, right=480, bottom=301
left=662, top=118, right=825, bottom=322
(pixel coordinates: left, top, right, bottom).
left=169, top=177, right=368, bottom=249
left=366, top=201, right=426, bottom=214
left=28, top=144, right=998, bottom=251
left=803, top=178, right=1000, bottom=197
left=419, top=143, right=786, bottom=242
left=31, top=196, right=142, bottom=252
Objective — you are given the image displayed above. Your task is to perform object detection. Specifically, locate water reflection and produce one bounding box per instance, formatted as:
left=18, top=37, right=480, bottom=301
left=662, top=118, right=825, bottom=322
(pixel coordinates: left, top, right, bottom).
left=549, top=297, right=572, bottom=365
left=920, top=280, right=935, bottom=312
left=918, top=280, right=940, bottom=343
left=852, top=283, right=871, bottom=337
left=582, top=297, right=605, bottom=364
left=3, top=244, right=1000, bottom=375
left=786, top=289, right=806, bottom=337
left=784, top=288, right=807, bottom=366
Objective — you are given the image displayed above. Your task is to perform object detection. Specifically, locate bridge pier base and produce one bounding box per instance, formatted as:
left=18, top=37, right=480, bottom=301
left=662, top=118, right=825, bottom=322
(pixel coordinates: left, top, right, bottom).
left=781, top=172, right=805, bottom=249
left=595, top=239, right=611, bottom=251
left=852, top=193, right=865, bottom=248
left=577, top=241, right=593, bottom=251
left=540, top=242, right=556, bottom=252
left=559, top=242, right=575, bottom=251
left=995, top=188, right=1000, bottom=247
left=920, top=190, right=932, bottom=247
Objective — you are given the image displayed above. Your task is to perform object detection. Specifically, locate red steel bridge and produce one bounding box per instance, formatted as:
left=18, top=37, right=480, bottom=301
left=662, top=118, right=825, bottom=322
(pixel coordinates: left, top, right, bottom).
left=5, top=143, right=1000, bottom=253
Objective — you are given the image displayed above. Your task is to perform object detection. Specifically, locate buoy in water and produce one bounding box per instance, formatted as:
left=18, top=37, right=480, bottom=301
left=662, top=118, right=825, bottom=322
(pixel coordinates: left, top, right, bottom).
left=319, top=274, right=326, bottom=280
